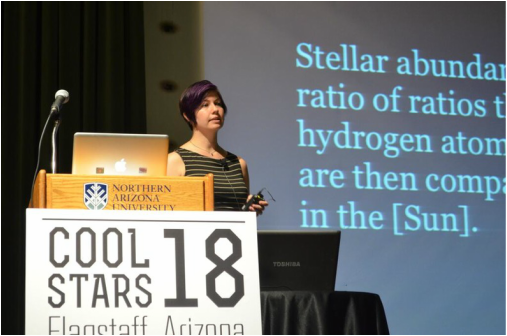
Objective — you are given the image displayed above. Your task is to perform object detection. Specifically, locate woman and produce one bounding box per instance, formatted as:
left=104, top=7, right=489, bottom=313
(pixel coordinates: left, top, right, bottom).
left=167, top=80, right=268, bottom=214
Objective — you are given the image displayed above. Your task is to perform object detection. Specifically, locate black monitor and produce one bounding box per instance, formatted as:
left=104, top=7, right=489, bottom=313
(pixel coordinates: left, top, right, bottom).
left=257, top=230, right=341, bottom=291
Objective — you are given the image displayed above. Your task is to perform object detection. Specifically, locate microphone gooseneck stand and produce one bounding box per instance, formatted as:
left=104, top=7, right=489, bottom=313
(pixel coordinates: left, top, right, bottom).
left=29, top=89, right=69, bottom=207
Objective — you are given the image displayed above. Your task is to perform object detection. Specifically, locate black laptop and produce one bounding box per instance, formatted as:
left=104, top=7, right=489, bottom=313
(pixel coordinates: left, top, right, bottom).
left=257, top=230, right=341, bottom=291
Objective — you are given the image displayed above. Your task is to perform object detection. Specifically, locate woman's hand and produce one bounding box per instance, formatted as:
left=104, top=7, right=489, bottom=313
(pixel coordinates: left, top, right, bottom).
left=246, top=195, right=268, bottom=216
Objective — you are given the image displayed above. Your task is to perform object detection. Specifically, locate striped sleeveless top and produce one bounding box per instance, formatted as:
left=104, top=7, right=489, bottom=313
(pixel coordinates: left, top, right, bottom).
left=175, top=148, right=249, bottom=211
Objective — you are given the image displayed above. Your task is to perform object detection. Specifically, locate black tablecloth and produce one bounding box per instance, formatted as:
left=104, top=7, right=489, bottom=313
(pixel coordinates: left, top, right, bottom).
left=261, top=291, right=389, bottom=335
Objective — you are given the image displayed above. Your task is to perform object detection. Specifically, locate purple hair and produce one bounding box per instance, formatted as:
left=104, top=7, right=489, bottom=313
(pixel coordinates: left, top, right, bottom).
left=179, top=80, right=228, bottom=129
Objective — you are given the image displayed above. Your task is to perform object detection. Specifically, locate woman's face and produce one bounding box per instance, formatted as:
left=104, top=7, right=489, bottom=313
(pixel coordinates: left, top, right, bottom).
left=194, top=91, right=225, bottom=130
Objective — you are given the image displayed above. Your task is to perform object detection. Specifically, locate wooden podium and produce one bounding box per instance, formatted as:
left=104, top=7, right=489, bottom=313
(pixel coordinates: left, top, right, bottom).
left=30, top=169, right=214, bottom=211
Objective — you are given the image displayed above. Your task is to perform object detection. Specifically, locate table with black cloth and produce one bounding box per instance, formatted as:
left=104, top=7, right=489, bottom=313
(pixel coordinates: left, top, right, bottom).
left=260, top=291, right=389, bottom=335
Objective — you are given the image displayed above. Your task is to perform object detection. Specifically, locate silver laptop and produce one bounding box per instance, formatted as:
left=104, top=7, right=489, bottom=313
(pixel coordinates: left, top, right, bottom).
left=257, top=230, right=341, bottom=291
left=72, top=132, right=169, bottom=176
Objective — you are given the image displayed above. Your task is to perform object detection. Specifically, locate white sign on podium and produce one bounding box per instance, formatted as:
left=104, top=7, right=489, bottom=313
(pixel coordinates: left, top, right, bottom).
left=25, top=209, right=262, bottom=335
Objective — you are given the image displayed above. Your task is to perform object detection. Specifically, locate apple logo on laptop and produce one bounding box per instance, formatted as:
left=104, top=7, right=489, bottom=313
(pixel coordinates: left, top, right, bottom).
left=114, top=158, right=127, bottom=173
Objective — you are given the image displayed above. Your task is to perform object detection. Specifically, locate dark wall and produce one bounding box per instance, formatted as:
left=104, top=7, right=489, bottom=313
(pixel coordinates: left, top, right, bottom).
left=1, top=2, right=147, bottom=334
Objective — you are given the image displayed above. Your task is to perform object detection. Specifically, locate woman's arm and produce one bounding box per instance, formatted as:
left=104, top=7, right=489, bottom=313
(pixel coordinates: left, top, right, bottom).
left=239, top=156, right=268, bottom=215
left=238, top=156, right=250, bottom=193
left=166, top=152, right=185, bottom=176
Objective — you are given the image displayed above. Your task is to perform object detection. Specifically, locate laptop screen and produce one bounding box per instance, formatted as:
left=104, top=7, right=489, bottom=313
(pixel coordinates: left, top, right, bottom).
left=257, top=230, right=341, bottom=291
left=72, top=132, right=169, bottom=176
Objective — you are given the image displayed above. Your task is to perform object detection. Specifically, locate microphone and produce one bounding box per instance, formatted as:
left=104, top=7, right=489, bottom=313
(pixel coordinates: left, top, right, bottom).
left=219, top=159, right=228, bottom=170
left=50, top=89, right=70, bottom=115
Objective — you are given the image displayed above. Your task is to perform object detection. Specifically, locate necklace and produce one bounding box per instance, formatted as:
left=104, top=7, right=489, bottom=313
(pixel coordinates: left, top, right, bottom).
left=190, top=141, right=216, bottom=157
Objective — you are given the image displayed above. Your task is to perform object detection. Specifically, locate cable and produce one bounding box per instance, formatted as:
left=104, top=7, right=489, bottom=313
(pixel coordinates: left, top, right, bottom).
left=221, top=160, right=243, bottom=211
left=28, top=116, right=52, bottom=208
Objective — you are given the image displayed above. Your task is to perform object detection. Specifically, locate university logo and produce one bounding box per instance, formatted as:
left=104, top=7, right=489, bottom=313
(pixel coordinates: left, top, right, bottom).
left=84, top=183, right=108, bottom=210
